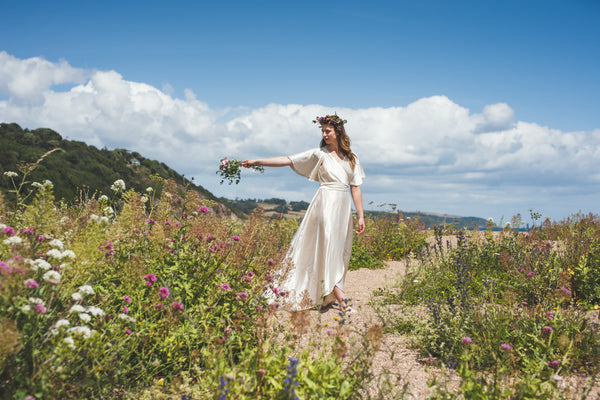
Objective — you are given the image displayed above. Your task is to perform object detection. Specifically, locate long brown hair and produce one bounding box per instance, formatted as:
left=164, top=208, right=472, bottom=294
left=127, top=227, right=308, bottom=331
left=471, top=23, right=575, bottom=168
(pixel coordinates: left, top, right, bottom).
left=319, top=122, right=357, bottom=170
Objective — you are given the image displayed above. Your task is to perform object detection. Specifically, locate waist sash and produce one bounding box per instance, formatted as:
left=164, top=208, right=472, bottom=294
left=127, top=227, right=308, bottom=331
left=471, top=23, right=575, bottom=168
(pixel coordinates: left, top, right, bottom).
left=319, top=182, right=348, bottom=191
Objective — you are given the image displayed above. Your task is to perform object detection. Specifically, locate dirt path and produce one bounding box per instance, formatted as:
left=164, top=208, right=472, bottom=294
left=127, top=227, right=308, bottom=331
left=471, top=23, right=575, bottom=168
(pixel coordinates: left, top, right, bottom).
left=278, top=259, right=449, bottom=399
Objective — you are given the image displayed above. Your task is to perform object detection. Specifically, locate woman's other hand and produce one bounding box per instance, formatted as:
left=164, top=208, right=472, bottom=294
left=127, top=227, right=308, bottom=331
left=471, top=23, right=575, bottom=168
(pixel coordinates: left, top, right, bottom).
left=355, top=217, right=365, bottom=234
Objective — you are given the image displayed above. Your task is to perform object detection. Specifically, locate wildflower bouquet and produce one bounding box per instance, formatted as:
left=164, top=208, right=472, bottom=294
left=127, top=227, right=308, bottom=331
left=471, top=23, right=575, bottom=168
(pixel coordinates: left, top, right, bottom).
left=217, top=158, right=264, bottom=185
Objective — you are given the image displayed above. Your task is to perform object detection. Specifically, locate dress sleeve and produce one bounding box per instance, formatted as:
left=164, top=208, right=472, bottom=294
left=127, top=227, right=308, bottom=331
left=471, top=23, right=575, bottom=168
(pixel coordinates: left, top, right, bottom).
left=350, top=155, right=366, bottom=186
left=288, top=148, right=323, bottom=181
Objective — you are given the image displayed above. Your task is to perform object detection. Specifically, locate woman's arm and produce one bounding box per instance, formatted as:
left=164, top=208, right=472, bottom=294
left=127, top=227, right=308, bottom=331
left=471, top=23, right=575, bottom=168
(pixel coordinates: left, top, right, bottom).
left=350, top=185, right=365, bottom=234
left=242, top=156, right=292, bottom=168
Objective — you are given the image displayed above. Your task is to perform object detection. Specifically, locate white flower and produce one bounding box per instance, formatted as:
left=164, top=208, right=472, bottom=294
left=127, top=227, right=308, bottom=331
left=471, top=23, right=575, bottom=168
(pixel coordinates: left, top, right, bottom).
left=98, top=195, right=108, bottom=202
left=90, top=214, right=99, bottom=222
left=29, top=297, right=45, bottom=305
left=32, top=182, right=43, bottom=188
left=71, top=292, right=83, bottom=301
left=3, top=236, right=22, bottom=245
left=43, top=180, right=53, bottom=188
left=63, top=336, right=76, bottom=349
left=487, top=217, right=494, bottom=223
left=67, top=325, right=94, bottom=339
left=103, top=206, right=115, bottom=216
left=86, top=306, right=105, bottom=317
left=0, top=223, right=6, bottom=229
left=78, top=285, right=94, bottom=295
left=111, top=179, right=126, bottom=192
left=3, top=171, right=18, bottom=178
left=58, top=263, right=68, bottom=270
left=146, top=187, right=153, bottom=193
left=46, top=248, right=63, bottom=259
left=141, top=195, right=148, bottom=203
left=79, top=313, right=91, bottom=323
left=60, top=216, right=70, bottom=225
left=43, top=270, right=61, bottom=283
left=49, top=239, right=64, bottom=249
left=55, top=319, right=70, bottom=329
left=31, top=259, right=52, bottom=271
left=118, top=313, right=136, bottom=323
left=69, top=305, right=85, bottom=314
left=100, top=216, right=109, bottom=224
left=61, top=250, right=76, bottom=259
left=21, top=304, right=31, bottom=312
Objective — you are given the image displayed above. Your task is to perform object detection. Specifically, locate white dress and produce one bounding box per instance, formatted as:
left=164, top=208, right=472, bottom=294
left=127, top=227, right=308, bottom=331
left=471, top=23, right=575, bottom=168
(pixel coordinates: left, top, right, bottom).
left=275, top=146, right=365, bottom=310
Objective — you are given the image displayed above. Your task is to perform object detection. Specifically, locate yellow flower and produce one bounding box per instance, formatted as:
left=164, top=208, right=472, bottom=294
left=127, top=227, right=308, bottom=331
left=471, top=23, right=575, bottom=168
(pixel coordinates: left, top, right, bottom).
left=594, top=304, right=599, bottom=310
left=324, top=323, right=329, bottom=327
left=334, top=317, right=339, bottom=321
left=158, top=378, right=164, bottom=386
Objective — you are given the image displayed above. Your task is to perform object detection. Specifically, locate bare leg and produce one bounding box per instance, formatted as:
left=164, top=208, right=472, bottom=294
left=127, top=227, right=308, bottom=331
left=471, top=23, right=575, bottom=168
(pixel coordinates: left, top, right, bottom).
left=333, top=285, right=346, bottom=305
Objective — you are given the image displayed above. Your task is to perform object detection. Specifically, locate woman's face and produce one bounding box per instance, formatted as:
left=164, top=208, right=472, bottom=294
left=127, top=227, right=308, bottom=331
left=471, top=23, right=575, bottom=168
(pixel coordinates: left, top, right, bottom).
left=321, top=124, right=337, bottom=146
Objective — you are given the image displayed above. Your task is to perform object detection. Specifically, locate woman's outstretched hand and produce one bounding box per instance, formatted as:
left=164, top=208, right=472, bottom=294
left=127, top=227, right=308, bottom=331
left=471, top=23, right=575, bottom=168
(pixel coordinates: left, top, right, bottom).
left=242, top=159, right=259, bottom=168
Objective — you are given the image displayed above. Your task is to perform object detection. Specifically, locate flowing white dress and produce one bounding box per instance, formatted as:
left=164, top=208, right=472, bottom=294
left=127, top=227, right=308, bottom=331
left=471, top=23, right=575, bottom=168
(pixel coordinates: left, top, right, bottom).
left=275, top=146, right=365, bottom=310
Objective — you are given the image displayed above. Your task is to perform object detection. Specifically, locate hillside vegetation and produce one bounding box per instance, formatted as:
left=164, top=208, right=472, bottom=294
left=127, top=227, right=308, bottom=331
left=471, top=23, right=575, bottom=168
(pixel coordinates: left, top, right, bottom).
left=0, top=123, right=240, bottom=217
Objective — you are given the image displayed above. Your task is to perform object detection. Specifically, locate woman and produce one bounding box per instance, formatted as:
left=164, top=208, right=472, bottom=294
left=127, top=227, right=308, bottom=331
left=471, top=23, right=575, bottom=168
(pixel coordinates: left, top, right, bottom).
left=242, top=115, right=365, bottom=311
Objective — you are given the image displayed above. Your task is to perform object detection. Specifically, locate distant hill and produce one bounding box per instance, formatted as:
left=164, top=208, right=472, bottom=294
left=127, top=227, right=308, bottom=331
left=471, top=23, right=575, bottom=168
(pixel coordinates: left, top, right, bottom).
left=0, top=122, right=242, bottom=217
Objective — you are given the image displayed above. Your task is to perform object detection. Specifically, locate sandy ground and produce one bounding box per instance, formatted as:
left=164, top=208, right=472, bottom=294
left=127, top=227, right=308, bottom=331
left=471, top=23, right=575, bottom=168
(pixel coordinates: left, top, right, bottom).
left=274, top=252, right=600, bottom=399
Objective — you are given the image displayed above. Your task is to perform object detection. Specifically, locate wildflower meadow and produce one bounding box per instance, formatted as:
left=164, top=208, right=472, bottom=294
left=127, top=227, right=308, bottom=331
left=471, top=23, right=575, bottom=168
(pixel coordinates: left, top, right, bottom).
left=1, top=168, right=599, bottom=399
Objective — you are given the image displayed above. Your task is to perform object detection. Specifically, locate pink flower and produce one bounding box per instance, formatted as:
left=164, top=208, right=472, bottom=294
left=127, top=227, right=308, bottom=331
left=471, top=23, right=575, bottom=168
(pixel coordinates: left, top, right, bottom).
left=561, top=287, right=572, bottom=297
left=34, top=304, right=46, bottom=314
left=0, top=261, right=12, bottom=274
left=256, top=305, right=263, bottom=311
left=224, top=326, right=233, bottom=335
left=547, top=311, right=554, bottom=320
left=198, top=206, right=209, bottom=214
left=267, top=259, right=275, bottom=266
left=231, top=235, right=240, bottom=241
left=542, top=326, right=553, bottom=333
left=37, top=235, right=45, bottom=242
left=159, top=287, right=170, bottom=299
left=269, top=302, right=280, bottom=311
left=123, top=306, right=130, bottom=314
left=143, top=274, right=157, bottom=286
left=220, top=283, right=230, bottom=291
left=279, top=291, right=286, bottom=297
left=461, top=336, right=472, bottom=345
left=236, top=292, right=249, bottom=300
left=123, top=295, right=131, bottom=303
left=265, top=273, right=273, bottom=281
left=125, top=329, right=132, bottom=335
left=1, top=226, right=15, bottom=236
left=146, top=219, right=156, bottom=225
left=500, top=343, right=512, bottom=351
left=521, top=301, right=528, bottom=306
left=242, top=276, right=252, bottom=282
left=526, top=271, right=534, bottom=277
left=258, top=368, right=266, bottom=376
left=164, top=221, right=172, bottom=226
left=25, top=279, right=39, bottom=289
left=272, top=287, right=279, bottom=295
left=248, top=271, right=255, bottom=277
left=547, top=360, right=559, bottom=368
left=221, top=158, right=229, bottom=166
left=171, top=301, right=184, bottom=311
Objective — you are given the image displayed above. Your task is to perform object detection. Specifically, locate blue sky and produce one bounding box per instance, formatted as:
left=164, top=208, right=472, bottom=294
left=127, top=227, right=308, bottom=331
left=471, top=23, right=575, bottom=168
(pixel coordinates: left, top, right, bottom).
left=1, top=0, right=599, bottom=223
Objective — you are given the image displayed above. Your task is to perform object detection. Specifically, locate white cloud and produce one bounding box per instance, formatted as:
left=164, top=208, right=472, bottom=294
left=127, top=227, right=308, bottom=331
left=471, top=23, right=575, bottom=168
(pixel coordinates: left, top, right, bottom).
left=1, top=52, right=599, bottom=220
left=0, top=51, right=87, bottom=103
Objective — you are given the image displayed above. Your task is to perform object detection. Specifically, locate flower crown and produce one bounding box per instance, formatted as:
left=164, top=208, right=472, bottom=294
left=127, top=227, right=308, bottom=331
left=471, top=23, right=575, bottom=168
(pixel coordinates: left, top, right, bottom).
left=312, top=114, right=347, bottom=126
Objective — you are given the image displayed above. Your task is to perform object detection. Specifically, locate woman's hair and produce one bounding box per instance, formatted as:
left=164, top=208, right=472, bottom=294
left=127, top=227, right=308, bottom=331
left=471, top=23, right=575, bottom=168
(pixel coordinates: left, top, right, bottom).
left=316, top=116, right=357, bottom=170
